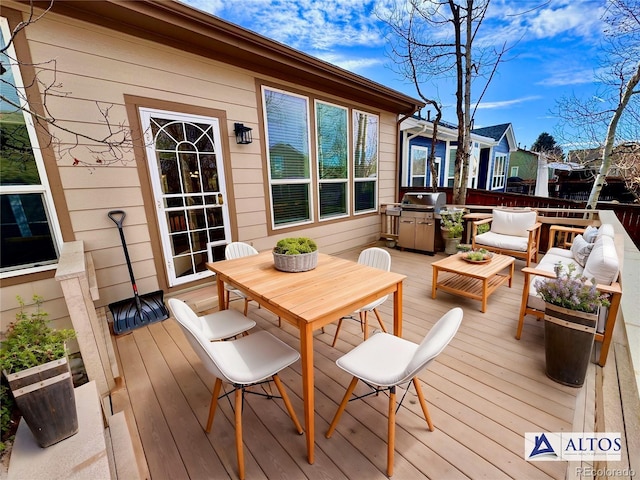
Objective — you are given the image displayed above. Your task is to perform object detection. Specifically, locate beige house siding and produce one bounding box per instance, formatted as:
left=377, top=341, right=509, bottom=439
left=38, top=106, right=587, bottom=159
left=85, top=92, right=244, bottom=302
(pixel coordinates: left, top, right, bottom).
left=0, top=0, right=412, bottom=335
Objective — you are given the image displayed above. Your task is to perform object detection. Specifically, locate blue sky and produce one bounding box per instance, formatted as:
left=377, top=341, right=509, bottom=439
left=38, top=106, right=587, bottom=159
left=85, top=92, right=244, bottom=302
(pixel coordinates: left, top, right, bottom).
left=181, top=0, right=609, bottom=151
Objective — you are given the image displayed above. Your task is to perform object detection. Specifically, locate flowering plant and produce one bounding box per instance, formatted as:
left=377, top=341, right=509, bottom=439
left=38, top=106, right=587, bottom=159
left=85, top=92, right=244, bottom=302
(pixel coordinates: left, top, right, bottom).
left=534, top=263, right=610, bottom=314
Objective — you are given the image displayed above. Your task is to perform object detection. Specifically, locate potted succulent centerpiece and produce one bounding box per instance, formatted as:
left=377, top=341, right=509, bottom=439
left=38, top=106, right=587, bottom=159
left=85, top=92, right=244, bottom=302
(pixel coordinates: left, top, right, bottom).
left=534, top=263, right=610, bottom=387
left=273, top=237, right=318, bottom=272
left=440, top=208, right=465, bottom=254
left=0, top=296, right=78, bottom=447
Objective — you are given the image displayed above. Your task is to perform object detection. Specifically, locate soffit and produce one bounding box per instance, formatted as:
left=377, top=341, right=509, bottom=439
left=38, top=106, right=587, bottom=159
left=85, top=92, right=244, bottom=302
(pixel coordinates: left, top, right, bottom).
left=27, top=0, right=423, bottom=114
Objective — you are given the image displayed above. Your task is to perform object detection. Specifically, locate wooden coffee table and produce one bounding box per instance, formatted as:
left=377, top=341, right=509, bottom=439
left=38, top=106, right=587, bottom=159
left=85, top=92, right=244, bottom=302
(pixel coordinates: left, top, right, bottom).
left=431, top=253, right=515, bottom=312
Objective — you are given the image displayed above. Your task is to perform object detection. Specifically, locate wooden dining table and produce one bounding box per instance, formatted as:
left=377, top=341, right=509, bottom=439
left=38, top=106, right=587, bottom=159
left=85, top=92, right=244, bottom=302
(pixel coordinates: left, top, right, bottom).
left=206, top=250, right=406, bottom=464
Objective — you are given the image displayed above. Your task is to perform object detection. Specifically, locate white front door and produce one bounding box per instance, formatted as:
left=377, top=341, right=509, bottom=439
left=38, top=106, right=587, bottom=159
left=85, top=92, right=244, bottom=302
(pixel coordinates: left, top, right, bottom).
left=139, top=108, right=231, bottom=286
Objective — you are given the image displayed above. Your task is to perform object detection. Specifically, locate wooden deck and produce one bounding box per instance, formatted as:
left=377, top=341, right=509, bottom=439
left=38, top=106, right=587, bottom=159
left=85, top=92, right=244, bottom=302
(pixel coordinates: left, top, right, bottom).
left=110, top=246, right=620, bottom=480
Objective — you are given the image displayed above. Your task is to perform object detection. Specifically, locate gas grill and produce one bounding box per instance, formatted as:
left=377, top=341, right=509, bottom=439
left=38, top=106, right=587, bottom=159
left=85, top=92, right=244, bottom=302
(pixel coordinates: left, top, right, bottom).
left=397, top=192, right=446, bottom=254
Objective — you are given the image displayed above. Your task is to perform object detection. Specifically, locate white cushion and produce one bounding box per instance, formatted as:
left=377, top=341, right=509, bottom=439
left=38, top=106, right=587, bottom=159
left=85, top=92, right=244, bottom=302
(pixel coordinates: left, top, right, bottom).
left=336, top=333, right=418, bottom=387
left=570, top=234, right=594, bottom=267
left=208, top=330, right=300, bottom=384
left=583, top=225, right=599, bottom=243
left=490, top=209, right=537, bottom=237
left=583, top=235, right=619, bottom=285
left=200, top=309, right=256, bottom=341
left=596, top=223, right=614, bottom=239
left=475, top=231, right=529, bottom=252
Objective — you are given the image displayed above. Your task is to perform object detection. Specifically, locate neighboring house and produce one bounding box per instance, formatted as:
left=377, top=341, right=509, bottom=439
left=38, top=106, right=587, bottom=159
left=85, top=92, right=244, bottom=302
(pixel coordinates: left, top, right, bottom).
left=470, top=123, right=517, bottom=191
left=399, top=117, right=516, bottom=192
left=506, top=148, right=539, bottom=194
left=0, top=1, right=423, bottom=332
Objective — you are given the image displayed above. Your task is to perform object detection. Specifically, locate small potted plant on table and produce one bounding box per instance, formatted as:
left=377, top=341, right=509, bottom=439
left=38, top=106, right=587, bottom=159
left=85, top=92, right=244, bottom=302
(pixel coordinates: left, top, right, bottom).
left=0, top=295, right=78, bottom=447
left=534, top=263, right=610, bottom=387
left=273, top=237, right=318, bottom=272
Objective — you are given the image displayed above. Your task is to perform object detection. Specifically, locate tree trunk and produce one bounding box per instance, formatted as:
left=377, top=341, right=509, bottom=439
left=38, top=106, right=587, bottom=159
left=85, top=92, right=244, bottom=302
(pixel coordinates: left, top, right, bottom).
left=586, top=60, right=640, bottom=209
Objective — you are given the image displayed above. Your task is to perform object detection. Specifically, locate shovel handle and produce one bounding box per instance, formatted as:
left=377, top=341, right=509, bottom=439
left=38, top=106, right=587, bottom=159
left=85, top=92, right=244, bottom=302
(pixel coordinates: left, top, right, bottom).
left=108, top=210, right=126, bottom=228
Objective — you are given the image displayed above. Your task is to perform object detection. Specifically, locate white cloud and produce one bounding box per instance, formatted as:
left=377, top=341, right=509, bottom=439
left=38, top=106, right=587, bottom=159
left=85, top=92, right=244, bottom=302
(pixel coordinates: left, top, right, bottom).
left=315, top=53, right=385, bottom=72
left=474, top=95, right=542, bottom=110
left=537, top=68, right=596, bottom=87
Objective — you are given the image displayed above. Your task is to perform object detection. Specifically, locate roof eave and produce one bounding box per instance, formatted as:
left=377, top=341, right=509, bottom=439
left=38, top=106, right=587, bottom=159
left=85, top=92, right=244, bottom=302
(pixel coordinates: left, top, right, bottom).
left=27, top=0, right=423, bottom=114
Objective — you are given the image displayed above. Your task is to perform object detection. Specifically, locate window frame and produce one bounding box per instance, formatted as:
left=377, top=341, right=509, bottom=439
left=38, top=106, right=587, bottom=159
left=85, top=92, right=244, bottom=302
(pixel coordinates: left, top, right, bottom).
left=262, top=86, right=314, bottom=229
left=0, top=17, right=63, bottom=279
left=261, top=84, right=380, bottom=231
left=314, top=99, right=350, bottom=222
left=352, top=109, right=379, bottom=215
left=492, top=154, right=507, bottom=189
left=409, top=145, right=428, bottom=187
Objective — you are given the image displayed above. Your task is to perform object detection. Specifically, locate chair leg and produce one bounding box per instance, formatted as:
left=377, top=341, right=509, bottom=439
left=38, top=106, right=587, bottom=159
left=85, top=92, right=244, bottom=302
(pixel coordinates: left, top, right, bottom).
left=361, top=311, right=369, bottom=340
left=373, top=308, right=387, bottom=333
left=272, top=374, right=303, bottom=434
left=224, top=290, right=230, bottom=310
left=235, top=388, right=245, bottom=480
left=243, top=299, right=249, bottom=316
left=387, top=386, right=397, bottom=477
left=412, top=377, right=434, bottom=431
left=331, top=318, right=345, bottom=348
left=326, top=377, right=359, bottom=438
left=206, top=378, right=223, bottom=432
left=516, top=272, right=532, bottom=340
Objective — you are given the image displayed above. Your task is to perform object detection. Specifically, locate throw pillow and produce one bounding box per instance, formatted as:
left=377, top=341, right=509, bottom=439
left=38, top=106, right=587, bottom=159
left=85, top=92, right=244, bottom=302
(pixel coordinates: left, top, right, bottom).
left=583, top=225, right=599, bottom=243
left=570, top=234, right=594, bottom=267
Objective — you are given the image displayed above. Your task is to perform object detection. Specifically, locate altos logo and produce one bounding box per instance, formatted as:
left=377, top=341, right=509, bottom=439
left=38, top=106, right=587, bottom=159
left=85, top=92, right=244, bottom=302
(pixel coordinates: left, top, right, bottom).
left=524, top=433, right=622, bottom=461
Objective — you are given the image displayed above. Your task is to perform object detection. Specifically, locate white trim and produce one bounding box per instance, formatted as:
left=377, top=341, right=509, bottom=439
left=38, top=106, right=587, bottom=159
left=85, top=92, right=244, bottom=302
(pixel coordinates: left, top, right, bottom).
left=0, top=18, right=63, bottom=278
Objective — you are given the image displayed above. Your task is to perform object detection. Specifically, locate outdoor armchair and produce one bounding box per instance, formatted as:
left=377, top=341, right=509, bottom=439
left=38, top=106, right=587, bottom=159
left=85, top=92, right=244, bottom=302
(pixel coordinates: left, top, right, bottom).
left=471, top=208, right=541, bottom=266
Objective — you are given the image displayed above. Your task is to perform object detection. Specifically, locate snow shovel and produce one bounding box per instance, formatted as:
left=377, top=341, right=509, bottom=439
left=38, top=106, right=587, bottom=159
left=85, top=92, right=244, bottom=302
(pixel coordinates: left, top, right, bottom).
left=107, top=210, right=169, bottom=335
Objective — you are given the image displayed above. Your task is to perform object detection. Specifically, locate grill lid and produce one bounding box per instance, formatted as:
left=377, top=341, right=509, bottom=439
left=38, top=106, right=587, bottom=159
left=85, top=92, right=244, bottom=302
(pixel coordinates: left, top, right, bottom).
left=400, top=192, right=446, bottom=212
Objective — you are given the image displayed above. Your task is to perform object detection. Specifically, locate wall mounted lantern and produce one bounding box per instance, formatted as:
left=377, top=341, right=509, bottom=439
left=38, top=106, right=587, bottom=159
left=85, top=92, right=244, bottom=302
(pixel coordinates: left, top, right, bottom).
left=234, top=123, right=253, bottom=144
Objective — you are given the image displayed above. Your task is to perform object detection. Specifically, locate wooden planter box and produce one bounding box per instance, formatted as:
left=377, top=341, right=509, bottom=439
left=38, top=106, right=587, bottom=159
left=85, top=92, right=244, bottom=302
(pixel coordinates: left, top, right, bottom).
left=5, top=357, right=78, bottom=447
left=544, top=303, right=597, bottom=387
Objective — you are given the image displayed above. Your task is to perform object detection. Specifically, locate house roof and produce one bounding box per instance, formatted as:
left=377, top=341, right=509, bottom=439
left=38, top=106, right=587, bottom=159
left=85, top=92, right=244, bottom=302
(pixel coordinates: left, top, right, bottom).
left=471, top=123, right=510, bottom=141
left=472, top=123, right=517, bottom=152
left=29, top=0, right=424, bottom=115
left=400, top=116, right=502, bottom=146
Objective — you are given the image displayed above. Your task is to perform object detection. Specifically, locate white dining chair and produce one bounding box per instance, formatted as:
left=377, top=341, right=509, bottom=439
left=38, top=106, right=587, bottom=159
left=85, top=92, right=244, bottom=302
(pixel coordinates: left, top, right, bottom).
left=170, top=298, right=303, bottom=480
left=168, top=298, right=255, bottom=341
left=331, top=247, right=391, bottom=347
left=326, top=307, right=463, bottom=477
left=224, top=242, right=259, bottom=315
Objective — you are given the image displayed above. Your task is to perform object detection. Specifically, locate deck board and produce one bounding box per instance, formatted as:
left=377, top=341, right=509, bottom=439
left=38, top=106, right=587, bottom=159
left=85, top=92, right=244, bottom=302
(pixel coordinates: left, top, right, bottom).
left=113, top=247, right=594, bottom=479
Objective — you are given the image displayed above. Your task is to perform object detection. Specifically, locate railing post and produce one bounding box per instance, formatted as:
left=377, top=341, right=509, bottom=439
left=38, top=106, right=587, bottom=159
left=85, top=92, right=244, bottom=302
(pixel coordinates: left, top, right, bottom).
left=55, top=241, right=115, bottom=398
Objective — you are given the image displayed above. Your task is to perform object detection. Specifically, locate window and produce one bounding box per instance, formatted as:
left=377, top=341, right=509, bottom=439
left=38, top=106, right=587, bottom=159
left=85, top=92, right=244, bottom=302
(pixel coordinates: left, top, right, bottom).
left=510, top=166, right=519, bottom=177
left=410, top=146, right=428, bottom=187
left=492, top=154, right=507, bottom=189
left=353, top=110, right=378, bottom=213
left=315, top=101, right=348, bottom=220
left=1, top=18, right=62, bottom=277
left=262, top=86, right=379, bottom=228
left=447, top=147, right=457, bottom=187
left=263, top=87, right=312, bottom=228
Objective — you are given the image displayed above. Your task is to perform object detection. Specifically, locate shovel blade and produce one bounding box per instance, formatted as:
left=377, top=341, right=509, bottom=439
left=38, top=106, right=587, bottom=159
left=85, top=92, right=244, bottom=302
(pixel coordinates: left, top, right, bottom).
left=108, top=290, right=169, bottom=335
